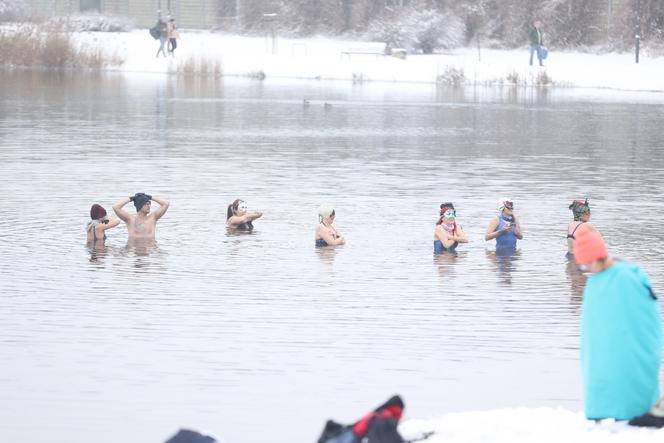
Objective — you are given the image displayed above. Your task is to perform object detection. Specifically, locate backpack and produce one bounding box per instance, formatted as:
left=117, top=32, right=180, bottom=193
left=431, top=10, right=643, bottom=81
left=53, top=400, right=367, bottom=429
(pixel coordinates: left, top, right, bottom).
left=365, top=417, right=404, bottom=443
left=317, top=420, right=360, bottom=443
left=149, top=27, right=159, bottom=40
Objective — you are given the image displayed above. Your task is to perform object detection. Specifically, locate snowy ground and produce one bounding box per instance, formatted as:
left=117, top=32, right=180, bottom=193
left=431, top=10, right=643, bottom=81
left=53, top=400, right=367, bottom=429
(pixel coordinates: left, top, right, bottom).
left=70, top=29, right=664, bottom=92
left=399, top=407, right=664, bottom=443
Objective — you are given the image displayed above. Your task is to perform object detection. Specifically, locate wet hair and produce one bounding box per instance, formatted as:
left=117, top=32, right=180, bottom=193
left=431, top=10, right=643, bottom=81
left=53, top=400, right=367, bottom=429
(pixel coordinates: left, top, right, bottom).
left=227, top=199, right=242, bottom=220
left=569, top=199, right=590, bottom=221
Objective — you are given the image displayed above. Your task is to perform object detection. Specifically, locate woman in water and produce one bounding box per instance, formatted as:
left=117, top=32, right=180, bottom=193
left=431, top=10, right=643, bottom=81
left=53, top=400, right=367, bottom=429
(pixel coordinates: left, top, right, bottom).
left=434, top=202, right=468, bottom=253
left=485, top=197, right=523, bottom=252
left=567, top=199, right=594, bottom=255
left=315, top=204, right=345, bottom=247
left=86, top=203, right=120, bottom=243
left=227, top=199, right=263, bottom=231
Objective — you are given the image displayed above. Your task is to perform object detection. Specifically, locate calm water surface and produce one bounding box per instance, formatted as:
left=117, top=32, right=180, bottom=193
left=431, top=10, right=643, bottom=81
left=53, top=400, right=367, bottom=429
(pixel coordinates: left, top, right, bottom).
left=1, top=72, right=664, bottom=443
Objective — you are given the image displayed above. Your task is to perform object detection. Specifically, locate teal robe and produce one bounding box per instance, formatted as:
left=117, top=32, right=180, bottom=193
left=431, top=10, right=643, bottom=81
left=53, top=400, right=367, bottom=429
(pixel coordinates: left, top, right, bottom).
left=581, top=261, right=662, bottom=420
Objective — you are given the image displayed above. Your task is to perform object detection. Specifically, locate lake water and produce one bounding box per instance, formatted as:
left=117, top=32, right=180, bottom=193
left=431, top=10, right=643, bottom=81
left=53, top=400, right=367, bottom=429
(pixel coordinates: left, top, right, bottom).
left=1, top=71, right=664, bottom=443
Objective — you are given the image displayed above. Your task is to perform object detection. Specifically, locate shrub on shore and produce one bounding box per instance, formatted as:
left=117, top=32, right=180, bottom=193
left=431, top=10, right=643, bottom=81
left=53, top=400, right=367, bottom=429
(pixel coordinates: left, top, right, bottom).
left=0, top=0, right=28, bottom=21
left=0, top=24, right=124, bottom=68
left=46, top=13, right=134, bottom=32
left=174, top=56, right=223, bottom=77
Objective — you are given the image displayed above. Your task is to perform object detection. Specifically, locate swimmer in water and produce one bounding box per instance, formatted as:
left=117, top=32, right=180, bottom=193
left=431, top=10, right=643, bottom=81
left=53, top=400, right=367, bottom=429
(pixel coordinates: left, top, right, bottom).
left=567, top=199, right=595, bottom=255
left=433, top=202, right=468, bottom=253
left=227, top=199, right=263, bottom=231
left=485, top=197, right=523, bottom=252
left=86, top=203, right=120, bottom=243
left=112, top=193, right=170, bottom=239
left=315, top=204, right=345, bottom=247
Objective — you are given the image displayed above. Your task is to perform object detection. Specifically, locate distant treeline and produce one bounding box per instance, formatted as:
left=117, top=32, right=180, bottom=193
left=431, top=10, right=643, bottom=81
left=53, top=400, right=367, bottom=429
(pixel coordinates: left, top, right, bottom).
left=229, top=0, right=664, bottom=50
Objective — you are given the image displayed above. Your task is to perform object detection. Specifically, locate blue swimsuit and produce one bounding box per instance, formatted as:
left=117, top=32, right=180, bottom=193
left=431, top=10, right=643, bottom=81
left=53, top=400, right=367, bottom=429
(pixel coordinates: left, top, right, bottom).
left=434, top=239, right=458, bottom=254
left=495, top=216, right=518, bottom=251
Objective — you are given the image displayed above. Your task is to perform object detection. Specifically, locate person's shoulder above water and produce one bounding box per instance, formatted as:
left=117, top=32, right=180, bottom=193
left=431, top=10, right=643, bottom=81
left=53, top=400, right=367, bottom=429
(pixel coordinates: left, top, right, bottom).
left=86, top=203, right=120, bottom=242
left=316, top=203, right=344, bottom=247
left=434, top=201, right=467, bottom=253
left=227, top=198, right=263, bottom=231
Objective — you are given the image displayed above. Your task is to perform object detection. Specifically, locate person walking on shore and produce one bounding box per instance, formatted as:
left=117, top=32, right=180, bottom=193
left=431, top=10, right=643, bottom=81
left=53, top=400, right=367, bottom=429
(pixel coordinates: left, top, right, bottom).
left=155, top=17, right=168, bottom=58
left=528, top=20, right=544, bottom=66
left=575, top=227, right=662, bottom=420
left=112, top=193, right=170, bottom=239
left=166, top=18, right=179, bottom=56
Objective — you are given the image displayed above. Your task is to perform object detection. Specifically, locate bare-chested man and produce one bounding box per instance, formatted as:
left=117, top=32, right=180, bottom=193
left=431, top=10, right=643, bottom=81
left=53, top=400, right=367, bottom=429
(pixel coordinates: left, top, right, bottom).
left=112, top=193, right=170, bottom=239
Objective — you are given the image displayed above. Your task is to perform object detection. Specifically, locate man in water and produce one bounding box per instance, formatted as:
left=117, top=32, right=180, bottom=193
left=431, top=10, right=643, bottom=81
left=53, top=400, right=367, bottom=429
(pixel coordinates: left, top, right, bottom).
left=112, top=193, right=169, bottom=239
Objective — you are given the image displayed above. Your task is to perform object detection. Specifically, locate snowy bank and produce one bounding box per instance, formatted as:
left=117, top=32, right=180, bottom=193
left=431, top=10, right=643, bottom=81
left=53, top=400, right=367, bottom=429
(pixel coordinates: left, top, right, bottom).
left=67, top=29, right=664, bottom=92
left=399, top=407, right=664, bottom=443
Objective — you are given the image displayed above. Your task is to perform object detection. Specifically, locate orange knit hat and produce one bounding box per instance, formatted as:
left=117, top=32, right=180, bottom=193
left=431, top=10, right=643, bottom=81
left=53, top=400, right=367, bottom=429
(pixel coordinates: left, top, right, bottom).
left=574, top=227, right=608, bottom=265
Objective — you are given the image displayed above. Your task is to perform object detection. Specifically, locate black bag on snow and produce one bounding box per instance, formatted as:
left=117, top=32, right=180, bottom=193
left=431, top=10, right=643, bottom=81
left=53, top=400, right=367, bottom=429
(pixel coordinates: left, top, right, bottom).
left=365, top=417, right=405, bottom=443
left=164, top=429, right=217, bottom=443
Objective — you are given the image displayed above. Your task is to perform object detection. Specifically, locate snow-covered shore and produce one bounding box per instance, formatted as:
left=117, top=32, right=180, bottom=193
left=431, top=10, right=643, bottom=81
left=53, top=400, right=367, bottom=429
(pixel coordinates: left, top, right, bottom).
left=399, top=407, right=664, bottom=443
left=70, top=29, right=664, bottom=92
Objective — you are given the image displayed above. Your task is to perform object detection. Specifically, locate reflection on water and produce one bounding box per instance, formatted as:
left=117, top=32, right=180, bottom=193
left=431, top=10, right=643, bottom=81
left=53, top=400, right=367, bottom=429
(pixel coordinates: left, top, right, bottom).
left=125, top=237, right=158, bottom=256
left=433, top=250, right=460, bottom=280
left=1, top=72, right=664, bottom=443
left=486, top=249, right=521, bottom=286
left=87, top=242, right=109, bottom=264
left=315, top=246, right=338, bottom=265
left=565, top=256, right=586, bottom=308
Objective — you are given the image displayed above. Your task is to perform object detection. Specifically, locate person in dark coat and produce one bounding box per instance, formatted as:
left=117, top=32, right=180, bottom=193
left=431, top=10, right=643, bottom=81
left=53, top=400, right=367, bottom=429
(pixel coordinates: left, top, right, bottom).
left=528, top=20, right=544, bottom=66
left=155, top=16, right=168, bottom=58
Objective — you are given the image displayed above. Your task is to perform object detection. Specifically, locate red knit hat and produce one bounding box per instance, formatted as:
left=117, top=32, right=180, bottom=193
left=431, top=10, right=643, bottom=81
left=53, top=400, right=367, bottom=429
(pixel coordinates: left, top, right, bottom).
left=90, top=203, right=107, bottom=220
left=574, top=227, right=608, bottom=265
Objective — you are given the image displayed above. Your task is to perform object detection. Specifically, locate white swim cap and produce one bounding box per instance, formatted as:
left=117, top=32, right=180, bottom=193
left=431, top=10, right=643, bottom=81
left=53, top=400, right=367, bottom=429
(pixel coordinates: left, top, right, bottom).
left=318, top=204, right=335, bottom=218
left=498, top=198, right=514, bottom=211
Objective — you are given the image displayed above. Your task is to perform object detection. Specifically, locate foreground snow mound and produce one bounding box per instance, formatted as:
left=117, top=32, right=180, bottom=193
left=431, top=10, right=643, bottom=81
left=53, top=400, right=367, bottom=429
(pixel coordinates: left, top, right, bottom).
left=400, top=407, right=664, bottom=443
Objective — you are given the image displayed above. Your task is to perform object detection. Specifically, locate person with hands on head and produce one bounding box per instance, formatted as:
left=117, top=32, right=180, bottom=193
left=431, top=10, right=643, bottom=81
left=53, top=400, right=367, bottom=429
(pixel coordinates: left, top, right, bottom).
left=485, top=198, right=523, bottom=252
left=226, top=199, right=263, bottom=231
left=434, top=202, right=468, bottom=254
left=315, top=204, right=345, bottom=247
left=86, top=203, right=120, bottom=243
left=112, top=193, right=170, bottom=239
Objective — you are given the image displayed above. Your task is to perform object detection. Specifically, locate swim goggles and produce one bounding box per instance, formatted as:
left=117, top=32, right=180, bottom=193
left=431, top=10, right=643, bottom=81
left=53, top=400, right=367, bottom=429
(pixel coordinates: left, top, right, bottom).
left=237, top=201, right=247, bottom=212
left=443, top=209, right=456, bottom=218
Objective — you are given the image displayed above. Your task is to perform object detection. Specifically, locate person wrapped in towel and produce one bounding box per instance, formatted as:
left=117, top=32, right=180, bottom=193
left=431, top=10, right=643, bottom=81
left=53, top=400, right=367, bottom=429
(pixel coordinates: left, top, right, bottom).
left=575, top=227, right=662, bottom=420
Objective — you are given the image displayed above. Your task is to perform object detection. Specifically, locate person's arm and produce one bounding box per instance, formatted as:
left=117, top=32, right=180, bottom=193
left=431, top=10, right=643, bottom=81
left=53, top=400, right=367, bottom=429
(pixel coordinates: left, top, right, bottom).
left=112, top=197, right=132, bottom=223
left=512, top=214, right=523, bottom=240
left=151, top=196, right=170, bottom=221
left=435, top=225, right=456, bottom=248
left=228, top=211, right=262, bottom=227
left=100, top=218, right=121, bottom=230
left=454, top=225, right=469, bottom=243
left=485, top=217, right=506, bottom=241
left=318, top=226, right=344, bottom=246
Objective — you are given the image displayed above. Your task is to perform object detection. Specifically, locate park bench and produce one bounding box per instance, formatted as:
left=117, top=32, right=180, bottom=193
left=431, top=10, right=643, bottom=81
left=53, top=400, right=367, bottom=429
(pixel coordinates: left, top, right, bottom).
left=341, top=42, right=388, bottom=59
